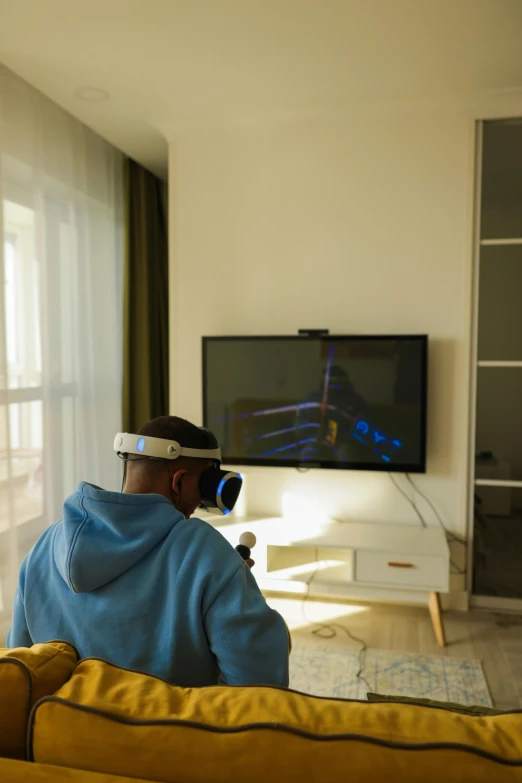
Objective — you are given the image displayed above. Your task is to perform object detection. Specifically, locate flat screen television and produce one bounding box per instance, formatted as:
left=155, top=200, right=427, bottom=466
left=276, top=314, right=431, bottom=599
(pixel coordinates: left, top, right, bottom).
left=202, top=335, right=428, bottom=473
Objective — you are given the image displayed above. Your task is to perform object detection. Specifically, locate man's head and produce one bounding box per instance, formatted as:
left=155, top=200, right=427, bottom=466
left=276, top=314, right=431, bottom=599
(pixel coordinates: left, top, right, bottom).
left=123, top=416, right=213, bottom=518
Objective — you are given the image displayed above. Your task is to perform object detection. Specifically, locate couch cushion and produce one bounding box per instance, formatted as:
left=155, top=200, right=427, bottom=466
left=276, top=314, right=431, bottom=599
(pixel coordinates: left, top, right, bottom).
left=0, top=757, right=156, bottom=783
left=0, top=641, right=78, bottom=759
left=30, top=658, right=522, bottom=783
left=367, top=691, right=503, bottom=716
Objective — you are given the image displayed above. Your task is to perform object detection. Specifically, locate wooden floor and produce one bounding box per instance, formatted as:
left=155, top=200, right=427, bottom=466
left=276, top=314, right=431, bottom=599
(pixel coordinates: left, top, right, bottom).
left=266, top=594, right=522, bottom=710
left=2, top=597, right=522, bottom=710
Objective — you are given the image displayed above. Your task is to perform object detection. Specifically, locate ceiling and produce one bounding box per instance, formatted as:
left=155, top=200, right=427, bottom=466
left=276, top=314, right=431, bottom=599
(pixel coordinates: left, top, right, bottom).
left=1, top=0, right=522, bottom=179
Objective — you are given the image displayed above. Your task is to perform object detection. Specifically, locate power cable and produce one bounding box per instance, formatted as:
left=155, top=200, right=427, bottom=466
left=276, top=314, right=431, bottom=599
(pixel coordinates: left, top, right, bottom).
left=388, top=472, right=426, bottom=527
left=300, top=548, right=372, bottom=694
left=387, top=473, right=467, bottom=576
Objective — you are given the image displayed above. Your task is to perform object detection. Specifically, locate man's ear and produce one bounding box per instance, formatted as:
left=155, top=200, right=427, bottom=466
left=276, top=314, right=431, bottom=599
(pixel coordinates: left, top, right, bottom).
left=171, top=468, right=188, bottom=496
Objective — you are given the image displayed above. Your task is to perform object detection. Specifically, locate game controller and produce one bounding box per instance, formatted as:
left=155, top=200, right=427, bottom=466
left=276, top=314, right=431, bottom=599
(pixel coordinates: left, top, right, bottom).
left=235, top=532, right=256, bottom=567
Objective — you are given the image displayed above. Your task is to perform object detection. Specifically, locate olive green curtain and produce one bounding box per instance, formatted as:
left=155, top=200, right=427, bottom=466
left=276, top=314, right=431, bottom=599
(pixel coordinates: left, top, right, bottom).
left=122, top=158, right=169, bottom=433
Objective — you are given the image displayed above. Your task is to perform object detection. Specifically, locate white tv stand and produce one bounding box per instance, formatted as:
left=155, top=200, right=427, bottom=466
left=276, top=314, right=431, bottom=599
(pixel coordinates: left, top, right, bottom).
left=205, top=514, right=450, bottom=647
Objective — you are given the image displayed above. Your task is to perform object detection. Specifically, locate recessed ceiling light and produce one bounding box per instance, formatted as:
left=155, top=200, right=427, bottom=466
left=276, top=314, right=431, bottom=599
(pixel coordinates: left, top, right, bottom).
left=74, top=86, right=109, bottom=103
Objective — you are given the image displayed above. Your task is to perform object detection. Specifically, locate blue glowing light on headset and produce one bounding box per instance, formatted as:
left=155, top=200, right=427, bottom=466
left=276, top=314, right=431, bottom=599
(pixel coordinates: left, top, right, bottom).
left=136, top=437, right=145, bottom=453
left=216, top=478, right=226, bottom=497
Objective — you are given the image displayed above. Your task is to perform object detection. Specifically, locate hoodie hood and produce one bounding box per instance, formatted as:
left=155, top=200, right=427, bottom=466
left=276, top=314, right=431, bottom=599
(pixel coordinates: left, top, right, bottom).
left=54, top=482, right=184, bottom=593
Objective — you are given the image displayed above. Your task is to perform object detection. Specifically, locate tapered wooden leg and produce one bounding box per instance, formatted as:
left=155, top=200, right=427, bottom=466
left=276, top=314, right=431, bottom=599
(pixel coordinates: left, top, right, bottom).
left=428, top=591, right=446, bottom=647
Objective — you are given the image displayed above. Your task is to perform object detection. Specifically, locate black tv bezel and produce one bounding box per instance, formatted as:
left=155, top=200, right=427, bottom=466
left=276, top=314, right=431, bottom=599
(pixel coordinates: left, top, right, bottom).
left=202, top=334, right=428, bottom=474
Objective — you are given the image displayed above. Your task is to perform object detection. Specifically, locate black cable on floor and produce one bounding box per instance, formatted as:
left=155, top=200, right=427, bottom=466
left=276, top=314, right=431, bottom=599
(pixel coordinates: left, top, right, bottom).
left=300, top=548, right=373, bottom=694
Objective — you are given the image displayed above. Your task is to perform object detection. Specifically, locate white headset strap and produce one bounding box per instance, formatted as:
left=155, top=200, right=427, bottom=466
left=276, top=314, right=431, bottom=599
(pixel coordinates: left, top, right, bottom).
left=114, top=433, right=221, bottom=461
left=180, top=446, right=221, bottom=459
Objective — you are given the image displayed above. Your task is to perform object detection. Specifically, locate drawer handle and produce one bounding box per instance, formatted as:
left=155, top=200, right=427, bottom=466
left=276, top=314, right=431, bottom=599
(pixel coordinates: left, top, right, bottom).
left=388, top=561, right=415, bottom=569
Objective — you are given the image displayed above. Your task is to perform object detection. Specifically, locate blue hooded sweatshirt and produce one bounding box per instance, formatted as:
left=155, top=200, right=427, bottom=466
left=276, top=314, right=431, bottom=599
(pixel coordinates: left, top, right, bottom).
left=7, top=482, right=289, bottom=687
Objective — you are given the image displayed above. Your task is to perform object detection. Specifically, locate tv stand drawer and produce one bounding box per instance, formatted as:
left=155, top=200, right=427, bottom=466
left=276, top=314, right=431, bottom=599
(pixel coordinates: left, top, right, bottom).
left=355, top=550, right=447, bottom=590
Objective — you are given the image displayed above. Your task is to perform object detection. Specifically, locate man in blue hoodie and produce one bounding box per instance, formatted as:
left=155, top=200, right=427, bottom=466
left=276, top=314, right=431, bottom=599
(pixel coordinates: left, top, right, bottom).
left=7, top=416, right=289, bottom=688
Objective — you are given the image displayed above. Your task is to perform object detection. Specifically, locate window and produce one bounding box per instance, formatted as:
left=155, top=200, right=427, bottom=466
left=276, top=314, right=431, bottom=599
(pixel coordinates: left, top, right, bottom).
left=0, top=64, right=123, bottom=627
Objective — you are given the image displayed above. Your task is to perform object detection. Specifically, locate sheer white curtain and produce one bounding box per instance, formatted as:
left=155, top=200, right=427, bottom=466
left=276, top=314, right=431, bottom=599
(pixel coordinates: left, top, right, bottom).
left=0, top=66, right=124, bottom=636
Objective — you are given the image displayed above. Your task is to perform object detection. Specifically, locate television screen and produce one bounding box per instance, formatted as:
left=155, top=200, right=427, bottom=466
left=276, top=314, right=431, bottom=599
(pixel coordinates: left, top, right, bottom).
left=202, top=335, right=427, bottom=473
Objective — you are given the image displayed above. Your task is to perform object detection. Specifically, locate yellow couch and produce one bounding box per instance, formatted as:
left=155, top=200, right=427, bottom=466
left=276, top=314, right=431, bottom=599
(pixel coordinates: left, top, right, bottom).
left=0, top=641, right=78, bottom=759
left=3, top=643, right=522, bottom=782
left=0, top=758, right=154, bottom=783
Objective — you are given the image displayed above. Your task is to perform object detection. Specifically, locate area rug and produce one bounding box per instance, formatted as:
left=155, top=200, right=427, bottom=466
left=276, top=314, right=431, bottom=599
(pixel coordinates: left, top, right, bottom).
left=290, top=640, right=492, bottom=706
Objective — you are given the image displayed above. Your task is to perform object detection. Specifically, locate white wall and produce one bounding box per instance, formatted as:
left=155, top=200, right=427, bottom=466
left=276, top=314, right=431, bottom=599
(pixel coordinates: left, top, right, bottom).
left=169, top=109, right=475, bottom=543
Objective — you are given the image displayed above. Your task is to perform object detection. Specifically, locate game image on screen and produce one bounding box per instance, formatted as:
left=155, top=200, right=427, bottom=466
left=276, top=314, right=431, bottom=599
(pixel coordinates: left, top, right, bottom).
left=203, top=336, right=427, bottom=472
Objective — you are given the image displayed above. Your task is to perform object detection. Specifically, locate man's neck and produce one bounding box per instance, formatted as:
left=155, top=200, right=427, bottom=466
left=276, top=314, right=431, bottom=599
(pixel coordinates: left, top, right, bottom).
left=123, top=481, right=171, bottom=503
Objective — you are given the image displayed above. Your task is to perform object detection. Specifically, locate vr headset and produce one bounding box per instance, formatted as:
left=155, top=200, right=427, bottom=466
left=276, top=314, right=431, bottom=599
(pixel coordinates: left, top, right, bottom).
left=113, top=429, right=242, bottom=515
